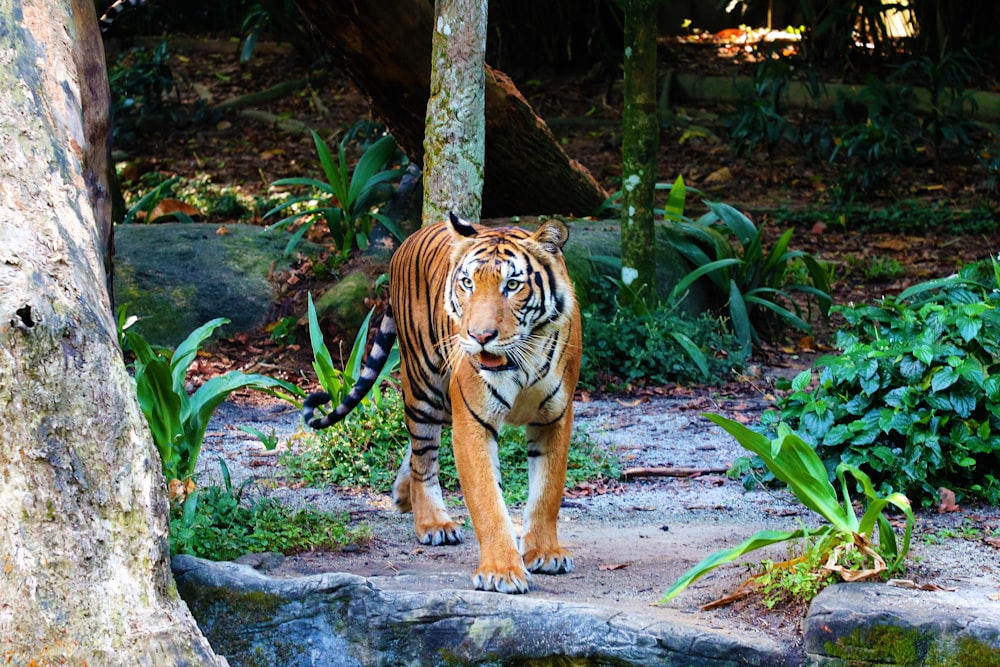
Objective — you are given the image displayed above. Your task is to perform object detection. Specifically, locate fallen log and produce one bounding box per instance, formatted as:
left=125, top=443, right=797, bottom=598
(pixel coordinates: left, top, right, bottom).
left=621, top=466, right=731, bottom=480
left=293, top=0, right=608, bottom=218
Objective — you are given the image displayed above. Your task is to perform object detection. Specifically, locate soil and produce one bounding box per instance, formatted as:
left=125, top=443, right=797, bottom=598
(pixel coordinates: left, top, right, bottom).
left=116, top=34, right=1000, bottom=658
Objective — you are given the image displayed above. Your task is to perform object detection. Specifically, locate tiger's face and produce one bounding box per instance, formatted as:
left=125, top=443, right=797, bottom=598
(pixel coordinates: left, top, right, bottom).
left=445, top=219, right=574, bottom=374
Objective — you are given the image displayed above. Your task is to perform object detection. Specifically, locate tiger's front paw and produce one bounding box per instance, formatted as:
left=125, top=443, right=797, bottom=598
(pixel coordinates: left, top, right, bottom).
left=523, top=546, right=574, bottom=575
left=472, top=561, right=531, bottom=594
left=415, top=521, right=464, bottom=546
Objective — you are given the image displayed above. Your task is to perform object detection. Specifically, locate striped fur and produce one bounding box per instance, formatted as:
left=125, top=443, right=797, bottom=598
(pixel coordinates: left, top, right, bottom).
left=98, top=0, right=147, bottom=33
left=303, top=213, right=581, bottom=594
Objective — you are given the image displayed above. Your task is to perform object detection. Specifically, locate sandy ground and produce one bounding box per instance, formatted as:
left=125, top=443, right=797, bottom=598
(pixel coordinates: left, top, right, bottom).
left=197, top=393, right=1000, bottom=657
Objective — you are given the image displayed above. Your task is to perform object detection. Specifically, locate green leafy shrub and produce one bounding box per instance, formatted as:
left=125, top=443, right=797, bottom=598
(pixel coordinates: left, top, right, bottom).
left=761, top=259, right=1000, bottom=506
left=284, top=390, right=619, bottom=505
left=170, top=461, right=369, bottom=560
left=661, top=414, right=913, bottom=606
left=265, top=130, right=405, bottom=256
left=579, top=288, right=744, bottom=389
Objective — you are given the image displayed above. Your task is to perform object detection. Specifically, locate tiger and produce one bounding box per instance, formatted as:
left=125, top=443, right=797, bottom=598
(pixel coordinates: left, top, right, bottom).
left=302, top=212, right=581, bottom=594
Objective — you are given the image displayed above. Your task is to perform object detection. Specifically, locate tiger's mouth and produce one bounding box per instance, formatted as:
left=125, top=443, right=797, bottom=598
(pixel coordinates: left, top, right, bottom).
left=476, top=351, right=517, bottom=371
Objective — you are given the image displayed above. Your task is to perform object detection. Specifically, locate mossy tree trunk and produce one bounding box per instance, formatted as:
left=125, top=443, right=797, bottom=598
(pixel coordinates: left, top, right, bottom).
left=293, top=0, right=607, bottom=219
left=0, top=2, right=224, bottom=664
left=422, top=0, right=488, bottom=224
left=620, top=0, right=659, bottom=299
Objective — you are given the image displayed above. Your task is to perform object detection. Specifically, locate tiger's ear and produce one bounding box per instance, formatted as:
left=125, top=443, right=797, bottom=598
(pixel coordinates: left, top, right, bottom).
left=532, top=219, right=570, bottom=254
left=448, top=211, right=478, bottom=238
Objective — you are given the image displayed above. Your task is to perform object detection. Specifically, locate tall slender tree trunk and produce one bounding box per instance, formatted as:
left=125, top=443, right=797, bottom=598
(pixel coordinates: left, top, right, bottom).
left=0, top=1, right=224, bottom=664
left=294, top=0, right=607, bottom=219
left=422, top=0, right=488, bottom=223
left=620, top=0, right=659, bottom=298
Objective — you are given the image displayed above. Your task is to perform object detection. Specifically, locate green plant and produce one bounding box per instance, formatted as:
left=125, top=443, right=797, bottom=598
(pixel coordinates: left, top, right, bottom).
left=122, top=317, right=300, bottom=486
left=891, top=49, right=983, bottom=176
left=660, top=414, right=914, bottom=605
left=762, top=258, right=1000, bottom=506
left=755, top=548, right=838, bottom=610
left=108, top=41, right=184, bottom=143
left=663, top=176, right=832, bottom=356
left=238, top=425, right=280, bottom=451
left=170, top=460, right=369, bottom=560
left=579, top=276, right=745, bottom=389
left=845, top=253, right=904, bottom=282
left=265, top=130, right=405, bottom=256
left=829, top=79, right=918, bottom=198
left=268, top=316, right=299, bottom=347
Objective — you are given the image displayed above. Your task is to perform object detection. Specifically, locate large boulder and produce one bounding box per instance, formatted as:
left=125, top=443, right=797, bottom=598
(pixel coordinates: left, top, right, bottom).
left=113, top=223, right=321, bottom=346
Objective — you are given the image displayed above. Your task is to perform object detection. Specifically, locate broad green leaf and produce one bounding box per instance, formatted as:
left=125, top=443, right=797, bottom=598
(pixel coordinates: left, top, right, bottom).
left=791, top=369, right=812, bottom=391
left=658, top=527, right=826, bottom=603
left=669, top=331, right=709, bottom=378
left=728, top=281, right=753, bottom=358
left=307, top=292, right=339, bottom=393
left=171, top=318, right=230, bottom=392
left=670, top=258, right=743, bottom=301
left=183, top=372, right=295, bottom=480
left=931, top=366, right=959, bottom=393
left=663, top=174, right=686, bottom=221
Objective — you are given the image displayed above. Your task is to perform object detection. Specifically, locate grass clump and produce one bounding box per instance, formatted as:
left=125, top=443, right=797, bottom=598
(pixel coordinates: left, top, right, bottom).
left=170, top=463, right=370, bottom=560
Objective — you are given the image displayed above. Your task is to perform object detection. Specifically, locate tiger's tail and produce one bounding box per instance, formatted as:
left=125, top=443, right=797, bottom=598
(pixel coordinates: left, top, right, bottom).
left=301, top=305, right=397, bottom=429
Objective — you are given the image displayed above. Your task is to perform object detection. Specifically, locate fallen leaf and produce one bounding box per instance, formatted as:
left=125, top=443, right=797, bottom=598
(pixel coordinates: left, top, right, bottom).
left=616, top=397, right=648, bottom=407
left=146, top=198, right=202, bottom=223
left=599, top=563, right=629, bottom=571
left=937, top=487, right=960, bottom=513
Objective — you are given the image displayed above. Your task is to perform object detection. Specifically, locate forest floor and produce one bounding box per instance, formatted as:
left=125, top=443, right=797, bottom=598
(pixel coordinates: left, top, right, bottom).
left=113, top=34, right=1000, bottom=658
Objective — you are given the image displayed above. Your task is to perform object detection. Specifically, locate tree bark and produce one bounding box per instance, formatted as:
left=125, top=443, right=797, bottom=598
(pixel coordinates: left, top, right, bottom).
left=422, top=0, right=488, bottom=223
left=293, top=0, right=607, bottom=219
left=0, top=1, right=224, bottom=664
left=620, top=0, right=658, bottom=298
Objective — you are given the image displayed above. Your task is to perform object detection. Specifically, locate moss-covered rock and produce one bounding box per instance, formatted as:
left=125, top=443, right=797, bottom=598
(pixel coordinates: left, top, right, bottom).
left=113, top=223, right=322, bottom=346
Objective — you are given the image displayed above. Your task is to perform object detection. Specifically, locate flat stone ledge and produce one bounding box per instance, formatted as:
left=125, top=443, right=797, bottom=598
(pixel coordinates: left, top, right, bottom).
left=172, top=555, right=796, bottom=667
left=804, top=582, right=1000, bottom=665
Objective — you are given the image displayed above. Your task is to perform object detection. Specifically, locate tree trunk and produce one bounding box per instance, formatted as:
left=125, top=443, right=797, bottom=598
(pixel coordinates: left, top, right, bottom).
left=0, top=2, right=224, bottom=664
left=422, top=0, right=488, bottom=223
left=620, top=0, right=659, bottom=297
left=293, top=0, right=607, bottom=219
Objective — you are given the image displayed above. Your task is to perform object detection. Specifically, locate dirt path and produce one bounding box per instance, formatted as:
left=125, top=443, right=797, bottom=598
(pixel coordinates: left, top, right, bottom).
left=198, top=393, right=1000, bottom=659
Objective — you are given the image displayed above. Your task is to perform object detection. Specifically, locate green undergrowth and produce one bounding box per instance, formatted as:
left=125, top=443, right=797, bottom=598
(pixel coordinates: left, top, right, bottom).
left=769, top=200, right=996, bottom=235
left=170, top=463, right=370, bottom=560
left=282, top=390, right=620, bottom=505
left=734, top=257, right=1000, bottom=507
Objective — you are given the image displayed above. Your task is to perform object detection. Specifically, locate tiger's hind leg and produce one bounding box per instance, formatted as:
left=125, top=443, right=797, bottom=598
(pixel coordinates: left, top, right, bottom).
left=392, top=420, right=464, bottom=546
left=520, top=415, right=574, bottom=575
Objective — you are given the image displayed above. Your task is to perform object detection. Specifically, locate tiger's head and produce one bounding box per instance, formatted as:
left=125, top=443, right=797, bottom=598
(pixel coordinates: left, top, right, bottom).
left=444, top=213, right=576, bottom=373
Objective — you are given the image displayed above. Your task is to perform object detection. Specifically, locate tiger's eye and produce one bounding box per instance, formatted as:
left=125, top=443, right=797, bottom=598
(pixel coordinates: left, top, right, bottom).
left=505, top=279, right=522, bottom=292
left=460, top=276, right=474, bottom=290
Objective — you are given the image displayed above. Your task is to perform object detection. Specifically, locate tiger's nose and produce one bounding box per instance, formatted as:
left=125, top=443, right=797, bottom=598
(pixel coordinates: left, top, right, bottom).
left=469, top=329, right=498, bottom=345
